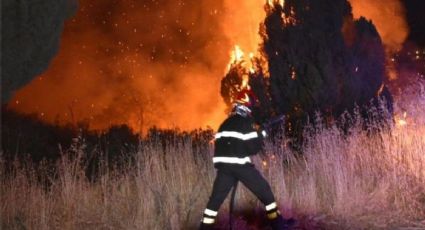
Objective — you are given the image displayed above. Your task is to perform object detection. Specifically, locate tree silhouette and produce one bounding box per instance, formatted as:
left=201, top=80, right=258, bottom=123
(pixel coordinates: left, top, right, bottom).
left=221, top=0, right=393, bottom=146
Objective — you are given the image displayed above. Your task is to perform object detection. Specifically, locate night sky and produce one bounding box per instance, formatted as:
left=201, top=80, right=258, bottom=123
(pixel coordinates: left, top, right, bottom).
left=404, top=0, right=425, bottom=46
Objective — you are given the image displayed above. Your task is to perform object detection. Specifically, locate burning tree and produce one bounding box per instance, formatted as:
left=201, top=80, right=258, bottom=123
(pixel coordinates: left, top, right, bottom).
left=221, top=0, right=393, bottom=143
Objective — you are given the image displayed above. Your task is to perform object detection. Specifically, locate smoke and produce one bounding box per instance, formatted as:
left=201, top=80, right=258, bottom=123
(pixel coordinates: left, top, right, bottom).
left=348, top=0, right=409, bottom=52
left=1, top=0, right=78, bottom=101
left=221, top=0, right=266, bottom=55
left=7, top=0, right=410, bottom=132
left=10, top=0, right=238, bottom=132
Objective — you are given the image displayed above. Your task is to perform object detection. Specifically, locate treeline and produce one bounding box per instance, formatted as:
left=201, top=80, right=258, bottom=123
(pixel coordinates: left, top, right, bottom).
left=1, top=106, right=214, bottom=177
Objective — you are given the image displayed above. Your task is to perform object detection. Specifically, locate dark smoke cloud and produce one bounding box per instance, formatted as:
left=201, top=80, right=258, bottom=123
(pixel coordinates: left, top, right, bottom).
left=1, top=0, right=78, bottom=101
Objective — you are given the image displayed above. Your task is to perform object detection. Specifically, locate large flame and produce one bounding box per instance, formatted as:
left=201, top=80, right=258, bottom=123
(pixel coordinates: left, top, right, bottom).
left=221, top=0, right=266, bottom=57
left=9, top=0, right=267, bottom=133
left=10, top=0, right=233, bottom=133
left=9, top=0, right=409, bottom=133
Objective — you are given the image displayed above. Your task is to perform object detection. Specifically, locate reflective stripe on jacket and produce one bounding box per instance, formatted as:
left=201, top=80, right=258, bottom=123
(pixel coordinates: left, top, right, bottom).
left=213, top=114, right=265, bottom=165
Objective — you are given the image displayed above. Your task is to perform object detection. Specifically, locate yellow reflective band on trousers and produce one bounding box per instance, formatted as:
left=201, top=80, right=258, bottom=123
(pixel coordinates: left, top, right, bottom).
left=267, top=211, right=279, bottom=219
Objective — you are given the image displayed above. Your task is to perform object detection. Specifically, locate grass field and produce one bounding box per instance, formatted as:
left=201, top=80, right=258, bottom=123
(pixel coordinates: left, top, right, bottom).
left=2, top=94, right=425, bottom=229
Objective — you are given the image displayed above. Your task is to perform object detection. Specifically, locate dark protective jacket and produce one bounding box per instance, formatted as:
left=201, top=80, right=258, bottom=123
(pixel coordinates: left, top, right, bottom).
left=213, top=113, right=266, bottom=167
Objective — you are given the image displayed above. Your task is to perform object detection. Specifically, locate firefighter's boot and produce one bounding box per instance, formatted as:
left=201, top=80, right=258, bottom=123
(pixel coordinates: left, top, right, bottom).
left=199, top=222, right=214, bottom=230
left=268, top=213, right=296, bottom=230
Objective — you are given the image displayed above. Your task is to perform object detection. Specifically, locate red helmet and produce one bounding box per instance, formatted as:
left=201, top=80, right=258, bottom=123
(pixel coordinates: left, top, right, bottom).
left=234, top=89, right=258, bottom=108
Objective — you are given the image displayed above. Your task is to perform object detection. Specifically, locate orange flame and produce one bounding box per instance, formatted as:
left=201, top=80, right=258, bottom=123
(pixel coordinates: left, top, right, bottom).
left=267, top=0, right=285, bottom=8
left=241, top=74, right=250, bottom=90
left=227, top=45, right=245, bottom=70
left=8, top=0, right=409, bottom=133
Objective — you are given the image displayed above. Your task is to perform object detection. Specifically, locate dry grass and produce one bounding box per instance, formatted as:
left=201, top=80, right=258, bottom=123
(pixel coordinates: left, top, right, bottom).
left=2, top=95, right=425, bottom=229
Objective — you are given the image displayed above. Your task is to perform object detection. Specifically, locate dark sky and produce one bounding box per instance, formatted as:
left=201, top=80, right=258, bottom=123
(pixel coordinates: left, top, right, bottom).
left=404, top=0, right=425, bottom=46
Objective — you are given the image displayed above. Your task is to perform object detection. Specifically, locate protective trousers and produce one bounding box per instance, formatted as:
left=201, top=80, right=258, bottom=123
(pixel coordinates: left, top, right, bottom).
left=200, top=164, right=284, bottom=229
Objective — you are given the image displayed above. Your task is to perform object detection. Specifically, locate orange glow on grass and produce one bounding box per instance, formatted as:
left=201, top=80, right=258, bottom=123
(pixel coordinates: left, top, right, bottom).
left=396, top=112, right=408, bottom=127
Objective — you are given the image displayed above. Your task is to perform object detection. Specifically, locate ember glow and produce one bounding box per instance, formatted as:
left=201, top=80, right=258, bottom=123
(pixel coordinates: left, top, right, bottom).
left=10, top=0, right=231, bottom=133
left=396, top=111, right=408, bottom=127
left=8, top=0, right=410, bottom=133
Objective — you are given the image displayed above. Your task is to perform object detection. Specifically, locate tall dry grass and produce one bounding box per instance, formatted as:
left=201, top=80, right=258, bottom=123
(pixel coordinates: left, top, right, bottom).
left=2, top=90, right=425, bottom=229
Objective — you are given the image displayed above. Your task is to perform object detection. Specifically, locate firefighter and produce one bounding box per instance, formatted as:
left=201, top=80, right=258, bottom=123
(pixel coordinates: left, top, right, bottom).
left=199, top=89, right=294, bottom=230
